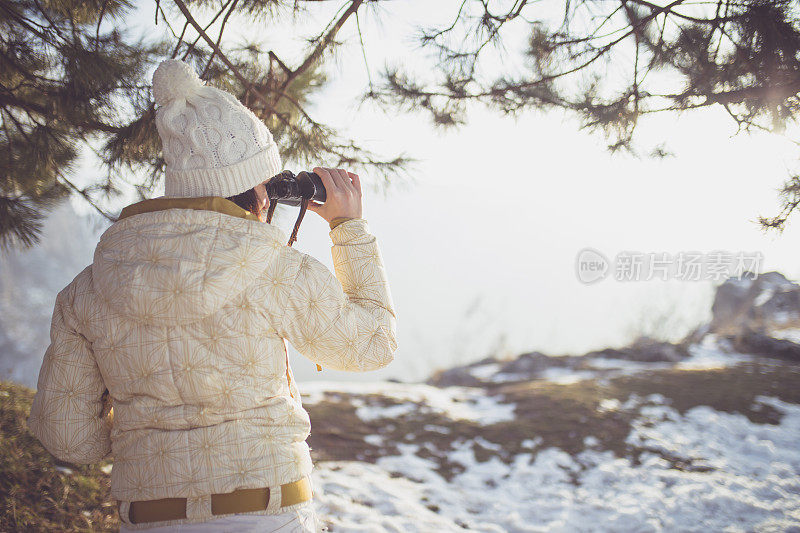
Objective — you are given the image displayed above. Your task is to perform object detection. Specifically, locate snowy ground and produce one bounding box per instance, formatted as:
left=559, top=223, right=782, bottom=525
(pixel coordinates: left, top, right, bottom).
left=305, top=393, right=800, bottom=532
left=299, top=341, right=800, bottom=532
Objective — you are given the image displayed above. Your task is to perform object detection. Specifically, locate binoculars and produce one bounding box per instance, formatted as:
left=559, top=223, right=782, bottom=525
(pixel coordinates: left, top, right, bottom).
left=264, top=170, right=327, bottom=247
left=265, top=170, right=326, bottom=207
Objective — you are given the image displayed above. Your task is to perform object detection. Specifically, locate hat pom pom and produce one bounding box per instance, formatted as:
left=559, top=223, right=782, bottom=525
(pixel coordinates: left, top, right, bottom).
left=152, top=59, right=204, bottom=106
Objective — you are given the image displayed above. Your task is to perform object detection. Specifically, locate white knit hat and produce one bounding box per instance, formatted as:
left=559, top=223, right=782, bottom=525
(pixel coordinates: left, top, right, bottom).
left=152, top=59, right=283, bottom=198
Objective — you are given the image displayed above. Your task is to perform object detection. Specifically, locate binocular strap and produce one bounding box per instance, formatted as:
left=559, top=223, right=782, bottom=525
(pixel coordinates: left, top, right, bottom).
left=265, top=200, right=278, bottom=225
left=286, top=198, right=309, bottom=247
left=264, top=198, right=308, bottom=248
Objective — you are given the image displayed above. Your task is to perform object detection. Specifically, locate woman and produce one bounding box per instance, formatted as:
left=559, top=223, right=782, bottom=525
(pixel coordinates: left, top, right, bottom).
left=26, top=59, right=398, bottom=532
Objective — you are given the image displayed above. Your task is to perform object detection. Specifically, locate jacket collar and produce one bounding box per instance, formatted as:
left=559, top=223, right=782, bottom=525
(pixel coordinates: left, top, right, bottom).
left=117, top=196, right=263, bottom=223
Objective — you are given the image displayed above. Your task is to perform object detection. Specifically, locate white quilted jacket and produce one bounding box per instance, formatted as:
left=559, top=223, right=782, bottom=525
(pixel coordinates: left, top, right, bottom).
left=26, top=196, right=397, bottom=504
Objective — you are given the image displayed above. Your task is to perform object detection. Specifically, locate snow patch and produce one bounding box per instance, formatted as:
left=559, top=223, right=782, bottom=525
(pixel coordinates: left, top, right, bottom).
left=308, top=396, right=800, bottom=532
left=537, top=367, right=595, bottom=384
left=679, top=342, right=754, bottom=370
left=587, top=358, right=673, bottom=372
left=772, top=328, right=800, bottom=344
left=301, top=381, right=516, bottom=425
left=355, top=402, right=417, bottom=422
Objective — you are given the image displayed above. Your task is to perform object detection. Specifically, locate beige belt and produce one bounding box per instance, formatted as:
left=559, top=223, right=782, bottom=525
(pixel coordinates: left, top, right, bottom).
left=124, top=477, right=313, bottom=524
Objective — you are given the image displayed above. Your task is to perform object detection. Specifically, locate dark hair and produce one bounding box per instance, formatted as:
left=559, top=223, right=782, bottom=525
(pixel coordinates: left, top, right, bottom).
left=225, top=187, right=264, bottom=222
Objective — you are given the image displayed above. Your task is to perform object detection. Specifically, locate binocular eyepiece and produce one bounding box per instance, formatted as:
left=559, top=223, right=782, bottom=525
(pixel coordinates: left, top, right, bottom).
left=265, top=170, right=326, bottom=207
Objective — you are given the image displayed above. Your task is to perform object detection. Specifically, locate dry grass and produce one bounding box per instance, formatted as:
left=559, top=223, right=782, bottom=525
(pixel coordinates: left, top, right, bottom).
left=0, top=381, right=118, bottom=532
left=306, top=361, right=800, bottom=481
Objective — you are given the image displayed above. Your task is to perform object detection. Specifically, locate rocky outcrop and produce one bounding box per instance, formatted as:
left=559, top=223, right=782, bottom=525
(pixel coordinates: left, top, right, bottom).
left=498, top=351, right=581, bottom=374
left=710, top=271, right=800, bottom=335
left=584, top=337, right=688, bottom=363
left=732, top=330, right=800, bottom=363
left=425, top=338, right=690, bottom=387
left=697, top=271, right=800, bottom=363
left=426, top=352, right=575, bottom=387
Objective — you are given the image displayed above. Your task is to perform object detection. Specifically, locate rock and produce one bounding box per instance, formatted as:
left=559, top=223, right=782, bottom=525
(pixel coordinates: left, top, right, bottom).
left=710, top=271, right=800, bottom=335
left=683, top=324, right=710, bottom=347
left=759, top=289, right=800, bottom=326
left=584, top=337, right=687, bottom=363
left=498, top=351, right=574, bottom=375
left=732, top=330, right=800, bottom=363
left=426, top=359, right=495, bottom=387
left=710, top=277, right=756, bottom=333
left=426, top=351, right=585, bottom=386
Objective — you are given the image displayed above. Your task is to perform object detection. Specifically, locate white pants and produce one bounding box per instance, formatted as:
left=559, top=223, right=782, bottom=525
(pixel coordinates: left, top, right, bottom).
left=118, top=499, right=321, bottom=532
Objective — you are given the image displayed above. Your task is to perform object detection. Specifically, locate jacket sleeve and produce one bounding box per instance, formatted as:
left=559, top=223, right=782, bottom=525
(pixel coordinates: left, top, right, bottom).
left=26, top=282, right=112, bottom=465
left=277, top=217, right=398, bottom=372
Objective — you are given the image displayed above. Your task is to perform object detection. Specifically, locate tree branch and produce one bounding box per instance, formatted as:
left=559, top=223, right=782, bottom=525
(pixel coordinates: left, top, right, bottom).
left=172, top=0, right=280, bottom=117
left=284, top=0, right=364, bottom=90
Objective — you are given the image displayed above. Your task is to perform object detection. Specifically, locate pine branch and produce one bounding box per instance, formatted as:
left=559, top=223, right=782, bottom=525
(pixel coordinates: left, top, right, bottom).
left=172, top=0, right=280, bottom=117
left=285, top=0, right=365, bottom=89
left=56, top=173, right=118, bottom=223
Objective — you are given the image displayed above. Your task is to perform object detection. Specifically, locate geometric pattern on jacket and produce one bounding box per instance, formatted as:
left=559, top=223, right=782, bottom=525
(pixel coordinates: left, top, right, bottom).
left=26, top=196, right=397, bottom=505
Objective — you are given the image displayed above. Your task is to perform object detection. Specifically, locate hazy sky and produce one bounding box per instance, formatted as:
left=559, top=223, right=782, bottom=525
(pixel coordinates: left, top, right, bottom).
left=62, top=1, right=800, bottom=384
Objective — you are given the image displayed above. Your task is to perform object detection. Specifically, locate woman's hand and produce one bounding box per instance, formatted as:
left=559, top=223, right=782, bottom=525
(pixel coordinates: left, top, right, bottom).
left=307, top=167, right=363, bottom=223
